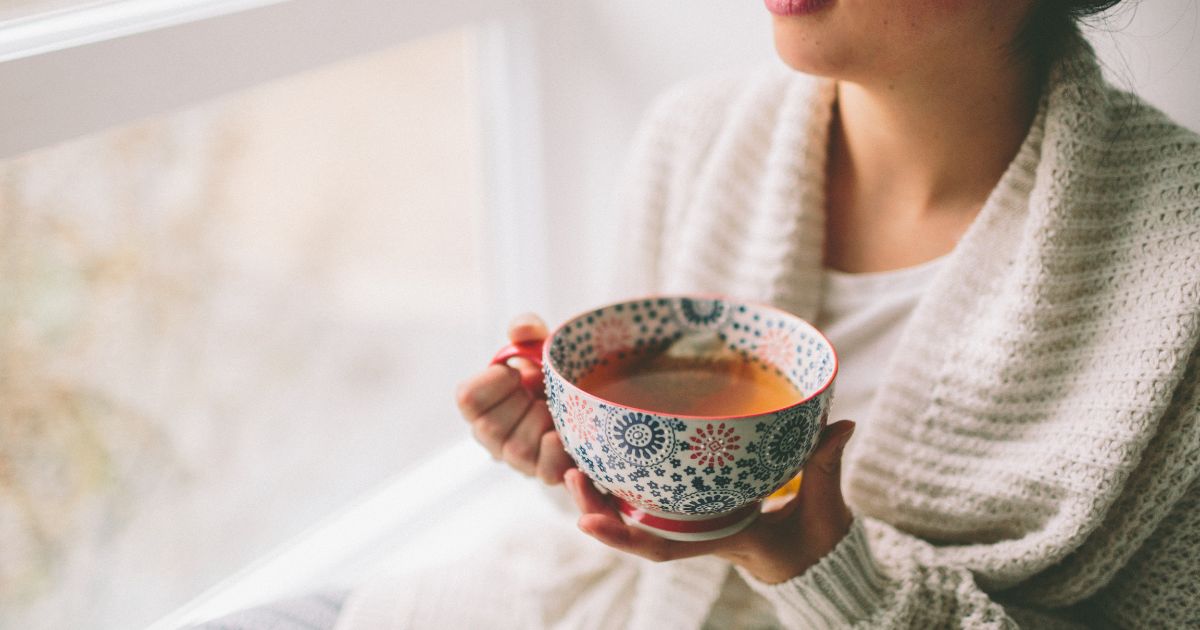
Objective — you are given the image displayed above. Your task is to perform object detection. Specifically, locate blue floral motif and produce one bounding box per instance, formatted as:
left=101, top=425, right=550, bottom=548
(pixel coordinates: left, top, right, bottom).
left=758, top=400, right=820, bottom=474
left=604, top=412, right=676, bottom=466
left=672, top=490, right=745, bottom=515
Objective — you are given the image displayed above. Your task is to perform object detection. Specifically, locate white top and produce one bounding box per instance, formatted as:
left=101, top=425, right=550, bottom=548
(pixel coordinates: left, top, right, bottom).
left=815, top=257, right=947, bottom=426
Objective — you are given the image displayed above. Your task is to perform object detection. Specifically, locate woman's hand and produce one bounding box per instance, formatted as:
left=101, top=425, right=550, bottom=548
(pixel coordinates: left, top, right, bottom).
left=565, top=420, right=857, bottom=584
left=455, top=313, right=575, bottom=485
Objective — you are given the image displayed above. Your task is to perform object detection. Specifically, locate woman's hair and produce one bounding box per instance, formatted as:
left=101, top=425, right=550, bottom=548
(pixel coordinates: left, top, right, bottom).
left=1016, top=0, right=1129, bottom=69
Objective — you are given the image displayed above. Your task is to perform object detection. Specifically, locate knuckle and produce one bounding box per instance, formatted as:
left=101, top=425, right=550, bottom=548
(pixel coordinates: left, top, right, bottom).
left=472, top=419, right=505, bottom=448
left=540, top=430, right=563, bottom=451
left=817, top=456, right=841, bottom=476
left=502, top=437, right=535, bottom=466
left=457, top=383, right=491, bottom=417
left=537, top=464, right=559, bottom=485
left=537, top=441, right=571, bottom=484
left=454, top=381, right=479, bottom=415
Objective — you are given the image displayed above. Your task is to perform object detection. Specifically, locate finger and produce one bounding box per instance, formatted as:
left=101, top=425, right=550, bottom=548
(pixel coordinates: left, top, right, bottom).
left=564, top=472, right=639, bottom=549
left=456, top=364, right=522, bottom=420
left=508, top=357, right=546, bottom=395
left=799, top=419, right=856, bottom=526
left=578, top=513, right=731, bottom=563
left=564, top=471, right=730, bottom=562
left=564, top=469, right=618, bottom=516
left=503, top=314, right=548, bottom=393
left=758, top=480, right=805, bottom=525
left=808, top=419, right=855, bottom=478
left=535, top=431, right=574, bottom=485
left=470, top=390, right=534, bottom=458
left=507, top=313, right=549, bottom=343
left=501, top=401, right=554, bottom=476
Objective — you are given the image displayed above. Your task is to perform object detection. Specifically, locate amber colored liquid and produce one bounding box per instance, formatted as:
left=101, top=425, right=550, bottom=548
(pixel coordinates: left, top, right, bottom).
left=575, top=350, right=803, bottom=417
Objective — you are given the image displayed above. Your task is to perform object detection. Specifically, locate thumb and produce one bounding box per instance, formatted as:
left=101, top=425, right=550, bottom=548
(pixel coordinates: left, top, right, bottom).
left=800, top=419, right=855, bottom=522
left=508, top=313, right=548, bottom=343
left=506, top=313, right=549, bottom=393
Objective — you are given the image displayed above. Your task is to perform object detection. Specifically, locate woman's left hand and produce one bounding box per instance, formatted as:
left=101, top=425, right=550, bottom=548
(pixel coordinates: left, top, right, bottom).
left=564, top=419, right=857, bottom=584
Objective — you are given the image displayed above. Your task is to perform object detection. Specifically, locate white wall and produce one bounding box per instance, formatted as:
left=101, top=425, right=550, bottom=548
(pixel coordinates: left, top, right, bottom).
left=529, top=0, right=1200, bottom=323
left=1089, top=0, right=1199, bottom=132
left=529, top=1, right=775, bottom=322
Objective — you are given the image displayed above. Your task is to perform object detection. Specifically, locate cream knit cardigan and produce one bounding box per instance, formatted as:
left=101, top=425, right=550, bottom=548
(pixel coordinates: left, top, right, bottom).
left=337, top=39, right=1199, bottom=629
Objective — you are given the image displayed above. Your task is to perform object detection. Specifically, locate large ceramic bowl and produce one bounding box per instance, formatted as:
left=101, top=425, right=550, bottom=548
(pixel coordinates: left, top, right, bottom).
left=495, top=295, right=837, bottom=541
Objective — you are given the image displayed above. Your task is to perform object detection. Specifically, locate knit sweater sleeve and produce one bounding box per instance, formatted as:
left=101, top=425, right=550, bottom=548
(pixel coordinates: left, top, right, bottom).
left=737, top=513, right=1161, bottom=629
left=739, top=469, right=1200, bottom=629
left=737, top=518, right=1028, bottom=629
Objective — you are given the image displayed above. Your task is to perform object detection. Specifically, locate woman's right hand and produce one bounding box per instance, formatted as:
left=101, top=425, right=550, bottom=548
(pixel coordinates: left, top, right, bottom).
left=455, top=313, right=575, bottom=485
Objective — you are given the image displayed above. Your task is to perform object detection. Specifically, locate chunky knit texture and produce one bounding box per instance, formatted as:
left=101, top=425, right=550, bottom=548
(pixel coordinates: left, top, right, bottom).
left=337, top=38, right=1199, bottom=630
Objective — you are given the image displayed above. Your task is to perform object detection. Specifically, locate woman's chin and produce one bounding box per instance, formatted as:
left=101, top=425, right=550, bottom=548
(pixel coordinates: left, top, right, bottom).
left=772, top=45, right=848, bottom=78
left=771, top=22, right=853, bottom=77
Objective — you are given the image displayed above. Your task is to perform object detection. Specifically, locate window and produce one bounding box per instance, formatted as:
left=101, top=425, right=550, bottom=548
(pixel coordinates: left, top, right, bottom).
left=0, top=2, right=550, bottom=627
left=0, top=22, right=497, bottom=630
left=2, top=1, right=1194, bottom=629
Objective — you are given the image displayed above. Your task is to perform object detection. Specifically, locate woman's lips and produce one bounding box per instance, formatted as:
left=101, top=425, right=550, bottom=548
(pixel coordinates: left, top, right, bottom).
left=764, top=0, right=834, bottom=17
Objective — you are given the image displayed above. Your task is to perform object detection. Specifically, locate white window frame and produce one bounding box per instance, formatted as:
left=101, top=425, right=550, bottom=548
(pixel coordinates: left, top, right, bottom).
left=0, top=0, right=550, bottom=358
left=1, top=0, right=551, bottom=624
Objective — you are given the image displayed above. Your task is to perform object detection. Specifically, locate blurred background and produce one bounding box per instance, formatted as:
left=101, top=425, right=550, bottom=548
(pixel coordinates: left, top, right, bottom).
left=0, top=1, right=1195, bottom=628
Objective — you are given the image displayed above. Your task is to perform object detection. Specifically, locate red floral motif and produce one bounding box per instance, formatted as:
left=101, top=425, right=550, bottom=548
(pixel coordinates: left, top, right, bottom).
left=688, top=422, right=742, bottom=468
left=754, top=327, right=795, bottom=368
left=564, top=394, right=597, bottom=443
left=592, top=317, right=632, bottom=357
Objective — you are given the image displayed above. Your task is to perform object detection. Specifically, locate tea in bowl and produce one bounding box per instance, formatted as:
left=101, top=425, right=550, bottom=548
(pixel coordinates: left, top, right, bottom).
left=492, top=295, right=837, bottom=541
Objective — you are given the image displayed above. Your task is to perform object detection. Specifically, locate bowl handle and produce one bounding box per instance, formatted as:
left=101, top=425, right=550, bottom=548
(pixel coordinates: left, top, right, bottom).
left=490, top=339, right=546, bottom=394
left=491, top=339, right=544, bottom=367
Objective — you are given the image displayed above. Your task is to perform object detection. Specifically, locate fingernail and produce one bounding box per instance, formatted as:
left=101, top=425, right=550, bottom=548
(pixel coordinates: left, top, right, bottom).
left=512, top=313, right=544, bottom=328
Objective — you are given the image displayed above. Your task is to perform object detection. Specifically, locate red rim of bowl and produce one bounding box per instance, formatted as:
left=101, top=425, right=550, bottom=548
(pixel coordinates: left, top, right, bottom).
left=543, top=293, right=839, bottom=421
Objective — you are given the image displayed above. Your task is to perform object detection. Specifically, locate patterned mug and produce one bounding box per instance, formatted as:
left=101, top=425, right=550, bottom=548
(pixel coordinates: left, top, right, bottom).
left=492, top=295, right=837, bottom=541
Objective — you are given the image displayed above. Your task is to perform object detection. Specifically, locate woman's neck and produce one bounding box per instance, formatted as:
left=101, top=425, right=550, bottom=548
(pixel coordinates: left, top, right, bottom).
left=830, top=54, right=1040, bottom=219
left=822, top=51, right=1040, bottom=272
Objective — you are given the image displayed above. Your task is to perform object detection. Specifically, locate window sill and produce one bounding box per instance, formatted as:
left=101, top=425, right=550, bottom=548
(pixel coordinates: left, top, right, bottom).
left=148, top=439, right=550, bottom=629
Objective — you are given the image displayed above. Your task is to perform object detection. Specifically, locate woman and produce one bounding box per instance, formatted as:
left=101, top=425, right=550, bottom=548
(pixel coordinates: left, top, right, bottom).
left=336, top=0, right=1200, bottom=627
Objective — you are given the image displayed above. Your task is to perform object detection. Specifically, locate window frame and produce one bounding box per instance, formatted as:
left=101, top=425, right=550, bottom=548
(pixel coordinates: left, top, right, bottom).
left=0, top=0, right=550, bottom=318
left=1, top=0, right=553, bottom=624
left=0, top=0, right=521, bottom=160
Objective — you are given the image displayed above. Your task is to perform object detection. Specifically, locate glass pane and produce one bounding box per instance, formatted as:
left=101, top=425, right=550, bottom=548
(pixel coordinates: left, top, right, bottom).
left=0, top=26, right=488, bottom=630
